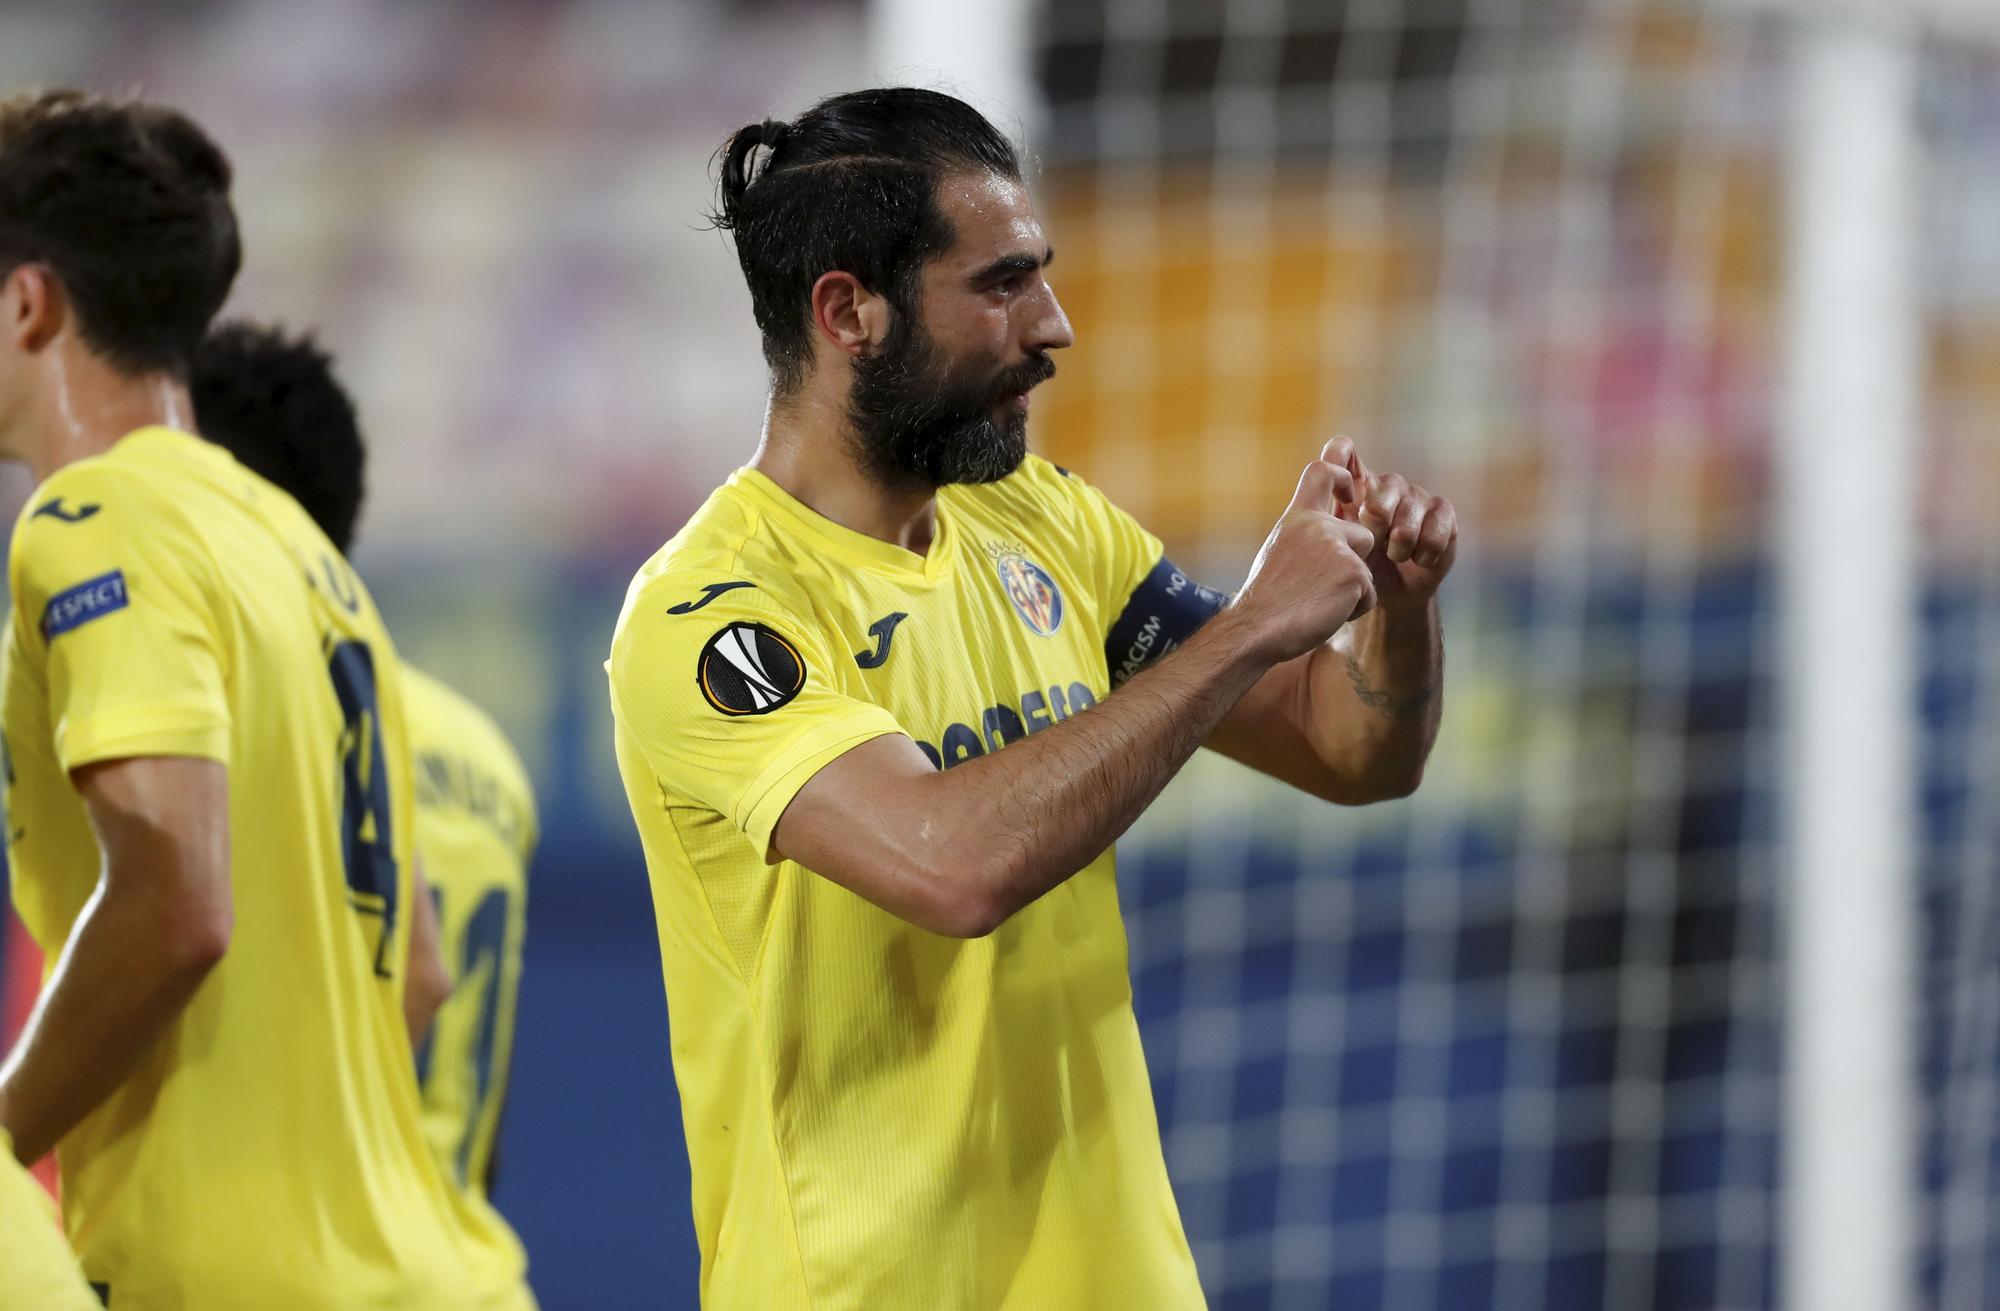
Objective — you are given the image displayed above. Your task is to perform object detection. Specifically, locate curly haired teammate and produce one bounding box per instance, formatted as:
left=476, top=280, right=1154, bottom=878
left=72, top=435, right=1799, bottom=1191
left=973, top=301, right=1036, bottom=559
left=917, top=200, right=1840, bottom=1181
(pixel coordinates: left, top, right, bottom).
left=607, top=89, right=1458, bottom=1309
left=191, top=319, right=539, bottom=1215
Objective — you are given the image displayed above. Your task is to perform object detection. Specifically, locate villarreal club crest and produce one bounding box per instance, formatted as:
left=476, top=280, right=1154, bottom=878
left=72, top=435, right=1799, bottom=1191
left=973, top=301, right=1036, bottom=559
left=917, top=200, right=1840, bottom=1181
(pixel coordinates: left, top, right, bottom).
left=989, top=542, right=1065, bottom=637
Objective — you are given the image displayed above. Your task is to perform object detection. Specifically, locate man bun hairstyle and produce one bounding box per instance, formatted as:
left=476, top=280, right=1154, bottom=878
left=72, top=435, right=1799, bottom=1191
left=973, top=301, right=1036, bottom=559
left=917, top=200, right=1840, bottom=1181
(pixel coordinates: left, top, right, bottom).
left=0, top=89, right=241, bottom=375
left=709, top=88, right=1022, bottom=395
left=715, top=118, right=790, bottom=212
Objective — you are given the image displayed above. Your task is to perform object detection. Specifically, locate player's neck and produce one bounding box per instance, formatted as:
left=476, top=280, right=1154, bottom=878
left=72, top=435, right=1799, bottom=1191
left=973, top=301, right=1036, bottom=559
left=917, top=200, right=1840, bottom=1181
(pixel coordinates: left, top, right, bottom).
left=753, top=392, right=941, bottom=557
left=18, top=345, right=194, bottom=485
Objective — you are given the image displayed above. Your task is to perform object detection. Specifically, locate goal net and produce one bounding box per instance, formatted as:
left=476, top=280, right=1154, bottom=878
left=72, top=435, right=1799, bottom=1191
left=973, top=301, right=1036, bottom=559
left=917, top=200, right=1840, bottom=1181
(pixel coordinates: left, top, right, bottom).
left=1919, top=32, right=2000, bottom=1310
left=1027, top=2, right=2000, bottom=1307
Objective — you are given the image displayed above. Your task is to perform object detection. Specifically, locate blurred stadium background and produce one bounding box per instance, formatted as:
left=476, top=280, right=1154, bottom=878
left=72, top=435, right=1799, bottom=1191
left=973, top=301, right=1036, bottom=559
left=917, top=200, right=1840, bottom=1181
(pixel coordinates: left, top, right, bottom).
left=1, top=1, right=1997, bottom=1308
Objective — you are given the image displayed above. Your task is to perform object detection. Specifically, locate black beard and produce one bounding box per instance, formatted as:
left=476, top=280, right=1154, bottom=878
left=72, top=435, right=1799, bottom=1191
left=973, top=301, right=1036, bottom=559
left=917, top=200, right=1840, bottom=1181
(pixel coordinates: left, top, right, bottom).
left=848, top=316, right=1054, bottom=489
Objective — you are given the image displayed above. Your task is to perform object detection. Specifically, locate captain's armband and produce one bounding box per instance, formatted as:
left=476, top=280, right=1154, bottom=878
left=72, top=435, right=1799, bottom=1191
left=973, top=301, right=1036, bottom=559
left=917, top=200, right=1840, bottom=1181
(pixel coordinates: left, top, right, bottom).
left=1105, top=557, right=1230, bottom=688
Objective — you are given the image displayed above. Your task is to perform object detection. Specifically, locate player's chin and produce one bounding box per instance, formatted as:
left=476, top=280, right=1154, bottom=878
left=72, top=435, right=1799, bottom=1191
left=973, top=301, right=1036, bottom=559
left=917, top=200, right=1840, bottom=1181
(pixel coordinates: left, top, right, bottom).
left=938, top=420, right=1028, bottom=486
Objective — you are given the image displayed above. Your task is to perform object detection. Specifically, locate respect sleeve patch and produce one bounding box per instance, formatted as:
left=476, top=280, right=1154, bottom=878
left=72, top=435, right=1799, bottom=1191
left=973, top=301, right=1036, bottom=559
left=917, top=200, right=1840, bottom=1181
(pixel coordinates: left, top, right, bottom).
left=41, top=570, right=129, bottom=639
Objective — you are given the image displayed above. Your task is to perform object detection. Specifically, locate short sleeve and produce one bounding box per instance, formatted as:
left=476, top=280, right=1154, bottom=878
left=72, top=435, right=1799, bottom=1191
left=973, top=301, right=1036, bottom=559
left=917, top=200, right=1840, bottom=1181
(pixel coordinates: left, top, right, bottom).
left=608, top=573, right=906, bottom=860
left=8, top=467, right=230, bottom=771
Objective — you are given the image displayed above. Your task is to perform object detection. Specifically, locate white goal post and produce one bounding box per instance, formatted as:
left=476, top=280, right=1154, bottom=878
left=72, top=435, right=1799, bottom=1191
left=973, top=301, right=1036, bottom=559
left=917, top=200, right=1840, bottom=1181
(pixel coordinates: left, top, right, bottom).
left=1765, top=0, right=1998, bottom=1304
left=1777, top=8, right=1921, bottom=1311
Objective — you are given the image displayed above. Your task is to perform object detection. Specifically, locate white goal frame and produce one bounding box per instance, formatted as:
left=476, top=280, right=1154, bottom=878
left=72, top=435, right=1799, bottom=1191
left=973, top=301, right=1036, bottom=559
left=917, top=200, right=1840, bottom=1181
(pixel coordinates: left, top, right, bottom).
left=1776, top=9, right=1921, bottom=1310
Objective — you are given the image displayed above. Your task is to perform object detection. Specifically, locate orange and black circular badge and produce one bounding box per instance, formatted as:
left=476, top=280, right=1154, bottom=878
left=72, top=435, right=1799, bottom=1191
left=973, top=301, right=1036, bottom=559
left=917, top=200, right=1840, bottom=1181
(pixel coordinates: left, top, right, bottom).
left=697, top=622, right=806, bottom=715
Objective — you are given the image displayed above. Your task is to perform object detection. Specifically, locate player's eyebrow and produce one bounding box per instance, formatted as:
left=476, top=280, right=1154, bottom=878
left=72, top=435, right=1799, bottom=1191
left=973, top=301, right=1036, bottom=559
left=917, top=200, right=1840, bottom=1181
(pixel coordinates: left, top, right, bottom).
left=969, top=248, right=1055, bottom=287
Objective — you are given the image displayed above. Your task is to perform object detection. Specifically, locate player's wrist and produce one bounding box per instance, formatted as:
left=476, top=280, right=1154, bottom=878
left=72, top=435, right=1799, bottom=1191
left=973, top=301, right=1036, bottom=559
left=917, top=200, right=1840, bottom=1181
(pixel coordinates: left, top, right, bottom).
left=1368, top=585, right=1440, bottom=619
left=1195, top=601, right=1288, bottom=672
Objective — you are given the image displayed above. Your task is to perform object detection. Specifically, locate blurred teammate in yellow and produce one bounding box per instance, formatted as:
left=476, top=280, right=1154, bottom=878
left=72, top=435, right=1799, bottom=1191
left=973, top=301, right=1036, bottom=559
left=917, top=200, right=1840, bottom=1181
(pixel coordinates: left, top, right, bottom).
left=608, top=88, right=1460, bottom=1308
left=0, top=1130, right=96, bottom=1310
left=191, top=322, right=538, bottom=1208
left=0, top=92, right=531, bottom=1308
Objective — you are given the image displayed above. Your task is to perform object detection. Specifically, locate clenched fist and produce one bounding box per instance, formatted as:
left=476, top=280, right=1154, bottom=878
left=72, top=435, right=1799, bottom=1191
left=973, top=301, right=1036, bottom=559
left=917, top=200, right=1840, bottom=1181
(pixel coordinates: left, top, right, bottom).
left=1228, top=447, right=1380, bottom=663
left=1320, top=434, right=1458, bottom=609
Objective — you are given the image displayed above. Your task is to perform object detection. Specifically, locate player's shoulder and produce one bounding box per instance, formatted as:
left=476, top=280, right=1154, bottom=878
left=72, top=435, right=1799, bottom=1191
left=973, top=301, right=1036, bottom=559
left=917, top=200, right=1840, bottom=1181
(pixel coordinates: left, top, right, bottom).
left=7, top=433, right=218, bottom=600
left=11, top=426, right=285, bottom=554
left=400, top=661, right=535, bottom=805
left=613, top=478, right=828, bottom=651
left=400, top=661, right=501, bottom=750
left=16, top=436, right=185, bottom=534
left=609, top=567, right=843, bottom=745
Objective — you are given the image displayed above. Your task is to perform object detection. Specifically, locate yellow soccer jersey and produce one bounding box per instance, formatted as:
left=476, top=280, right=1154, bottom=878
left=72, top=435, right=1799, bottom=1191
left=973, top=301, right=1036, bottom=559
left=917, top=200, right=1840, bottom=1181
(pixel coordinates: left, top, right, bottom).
left=607, top=456, right=1216, bottom=1310
left=1, top=428, right=528, bottom=1310
left=0, top=1131, right=96, bottom=1311
left=404, top=662, right=536, bottom=1201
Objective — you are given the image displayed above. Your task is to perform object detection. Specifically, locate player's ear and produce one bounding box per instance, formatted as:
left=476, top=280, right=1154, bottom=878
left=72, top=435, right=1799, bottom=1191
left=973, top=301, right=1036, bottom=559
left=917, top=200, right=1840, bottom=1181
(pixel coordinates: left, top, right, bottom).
left=810, top=270, right=889, bottom=359
left=0, top=264, right=65, bottom=354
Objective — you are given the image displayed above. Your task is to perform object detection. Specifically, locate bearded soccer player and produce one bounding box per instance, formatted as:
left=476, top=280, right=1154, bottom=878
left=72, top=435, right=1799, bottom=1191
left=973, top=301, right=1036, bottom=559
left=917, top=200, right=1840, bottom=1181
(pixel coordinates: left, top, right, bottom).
left=191, top=319, right=539, bottom=1209
left=607, top=88, right=1457, bottom=1309
left=0, top=92, right=529, bottom=1308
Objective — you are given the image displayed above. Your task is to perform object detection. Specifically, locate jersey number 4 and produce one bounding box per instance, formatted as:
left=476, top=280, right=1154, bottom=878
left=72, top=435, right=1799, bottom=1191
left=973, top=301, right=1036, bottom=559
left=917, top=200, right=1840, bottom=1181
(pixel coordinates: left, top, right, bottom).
left=328, top=640, right=399, bottom=977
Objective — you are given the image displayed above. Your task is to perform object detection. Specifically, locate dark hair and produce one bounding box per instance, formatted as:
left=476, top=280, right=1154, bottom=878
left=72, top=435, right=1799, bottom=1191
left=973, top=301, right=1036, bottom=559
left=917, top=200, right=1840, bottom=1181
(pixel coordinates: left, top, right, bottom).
left=191, top=321, right=366, bottom=553
left=0, top=90, right=241, bottom=376
left=710, top=88, right=1022, bottom=394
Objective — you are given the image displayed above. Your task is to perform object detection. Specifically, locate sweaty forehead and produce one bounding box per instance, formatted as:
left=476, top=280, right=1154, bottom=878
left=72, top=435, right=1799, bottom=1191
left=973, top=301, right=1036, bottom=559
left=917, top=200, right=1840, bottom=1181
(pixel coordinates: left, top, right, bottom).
left=934, top=172, right=1046, bottom=267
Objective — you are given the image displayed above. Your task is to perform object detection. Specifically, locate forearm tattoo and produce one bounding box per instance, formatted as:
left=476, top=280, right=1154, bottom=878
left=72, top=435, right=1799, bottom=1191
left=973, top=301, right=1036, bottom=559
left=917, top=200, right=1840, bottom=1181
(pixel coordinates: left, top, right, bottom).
left=1343, top=651, right=1436, bottom=720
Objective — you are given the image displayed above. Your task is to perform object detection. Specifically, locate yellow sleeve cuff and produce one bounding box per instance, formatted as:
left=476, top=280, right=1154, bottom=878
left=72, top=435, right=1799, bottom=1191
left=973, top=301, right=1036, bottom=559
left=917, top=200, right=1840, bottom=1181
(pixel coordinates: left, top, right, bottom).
left=737, top=710, right=906, bottom=863
left=56, top=705, right=231, bottom=772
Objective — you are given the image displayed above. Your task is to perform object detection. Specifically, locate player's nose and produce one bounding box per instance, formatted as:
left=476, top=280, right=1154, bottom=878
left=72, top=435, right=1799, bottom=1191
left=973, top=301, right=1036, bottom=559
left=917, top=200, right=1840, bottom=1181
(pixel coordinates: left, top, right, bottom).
left=1027, top=284, right=1075, bottom=354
